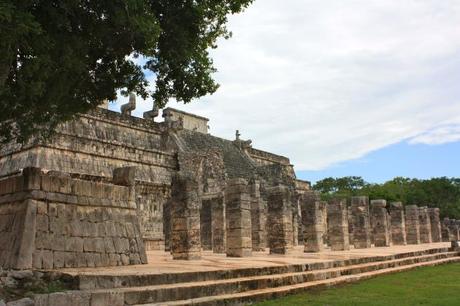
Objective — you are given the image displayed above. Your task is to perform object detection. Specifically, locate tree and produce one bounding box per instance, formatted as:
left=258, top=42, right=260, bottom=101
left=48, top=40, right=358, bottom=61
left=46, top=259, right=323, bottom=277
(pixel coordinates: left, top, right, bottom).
left=0, top=0, right=253, bottom=143
left=313, top=176, right=460, bottom=219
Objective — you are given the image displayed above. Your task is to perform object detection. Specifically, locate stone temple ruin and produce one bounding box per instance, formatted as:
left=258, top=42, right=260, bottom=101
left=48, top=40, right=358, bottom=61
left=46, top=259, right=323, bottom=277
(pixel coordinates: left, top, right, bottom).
left=1, top=100, right=459, bottom=272
left=1, top=100, right=460, bottom=305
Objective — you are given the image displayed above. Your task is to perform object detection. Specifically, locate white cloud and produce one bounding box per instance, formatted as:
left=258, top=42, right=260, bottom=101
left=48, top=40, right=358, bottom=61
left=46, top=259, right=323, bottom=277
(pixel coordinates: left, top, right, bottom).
left=409, top=124, right=460, bottom=145
left=113, top=0, right=460, bottom=171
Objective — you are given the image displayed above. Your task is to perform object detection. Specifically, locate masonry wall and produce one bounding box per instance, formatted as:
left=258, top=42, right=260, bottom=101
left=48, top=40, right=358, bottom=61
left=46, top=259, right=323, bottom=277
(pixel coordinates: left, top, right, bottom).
left=0, top=168, right=147, bottom=270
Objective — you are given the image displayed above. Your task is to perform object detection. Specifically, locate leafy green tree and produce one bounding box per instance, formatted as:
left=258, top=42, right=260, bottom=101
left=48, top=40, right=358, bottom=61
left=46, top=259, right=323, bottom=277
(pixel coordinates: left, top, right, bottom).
left=313, top=176, right=460, bottom=219
left=0, top=0, right=253, bottom=143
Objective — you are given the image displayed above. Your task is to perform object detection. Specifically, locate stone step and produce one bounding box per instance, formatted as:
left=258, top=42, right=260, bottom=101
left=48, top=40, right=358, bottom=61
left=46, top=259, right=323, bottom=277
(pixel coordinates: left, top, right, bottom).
left=76, top=247, right=450, bottom=290
left=135, top=256, right=460, bottom=306
left=93, top=251, right=459, bottom=305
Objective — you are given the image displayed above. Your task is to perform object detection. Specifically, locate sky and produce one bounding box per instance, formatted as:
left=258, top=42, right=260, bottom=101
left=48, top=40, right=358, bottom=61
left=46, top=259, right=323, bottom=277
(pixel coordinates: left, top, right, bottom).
left=110, top=0, right=460, bottom=184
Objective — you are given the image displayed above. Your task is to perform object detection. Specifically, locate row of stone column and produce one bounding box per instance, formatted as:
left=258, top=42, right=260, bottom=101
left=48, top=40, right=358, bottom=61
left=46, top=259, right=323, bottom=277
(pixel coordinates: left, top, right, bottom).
left=442, top=218, right=460, bottom=242
left=169, top=172, right=449, bottom=259
left=303, top=196, right=446, bottom=252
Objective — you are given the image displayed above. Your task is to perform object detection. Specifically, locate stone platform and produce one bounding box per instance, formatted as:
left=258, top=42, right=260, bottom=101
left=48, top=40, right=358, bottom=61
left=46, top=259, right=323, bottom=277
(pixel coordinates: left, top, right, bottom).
left=61, top=242, right=451, bottom=277
left=34, top=242, right=459, bottom=305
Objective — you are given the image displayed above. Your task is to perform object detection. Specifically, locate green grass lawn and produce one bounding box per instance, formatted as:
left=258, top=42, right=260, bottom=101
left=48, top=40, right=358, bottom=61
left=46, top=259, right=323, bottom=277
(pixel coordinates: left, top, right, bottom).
left=254, top=263, right=460, bottom=306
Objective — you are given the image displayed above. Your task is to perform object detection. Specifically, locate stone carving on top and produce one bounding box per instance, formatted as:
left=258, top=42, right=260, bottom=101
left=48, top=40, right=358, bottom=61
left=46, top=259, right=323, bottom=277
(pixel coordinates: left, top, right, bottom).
left=121, top=93, right=136, bottom=116
left=160, top=108, right=184, bottom=132
left=233, top=130, right=252, bottom=150
left=143, top=101, right=160, bottom=121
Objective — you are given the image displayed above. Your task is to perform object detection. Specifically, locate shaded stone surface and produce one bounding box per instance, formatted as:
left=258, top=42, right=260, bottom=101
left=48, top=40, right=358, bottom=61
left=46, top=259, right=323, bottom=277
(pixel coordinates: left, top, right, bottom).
left=405, top=205, right=421, bottom=245
left=0, top=167, right=147, bottom=270
left=370, top=200, right=391, bottom=247
left=351, top=196, right=372, bottom=249
left=200, top=200, right=212, bottom=251
left=418, top=206, right=432, bottom=244
left=301, top=192, right=326, bottom=252
left=390, top=202, right=407, bottom=245
left=267, top=185, right=293, bottom=254
left=170, top=172, right=201, bottom=260
left=428, top=208, right=442, bottom=243
left=250, top=180, right=266, bottom=251
left=225, top=179, right=252, bottom=257
left=211, top=196, right=226, bottom=253
left=327, top=198, right=350, bottom=251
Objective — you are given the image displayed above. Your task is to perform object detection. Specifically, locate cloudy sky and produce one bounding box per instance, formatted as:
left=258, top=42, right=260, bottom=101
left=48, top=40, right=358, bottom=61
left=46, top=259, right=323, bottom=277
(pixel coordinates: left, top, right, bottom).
left=111, top=0, right=460, bottom=183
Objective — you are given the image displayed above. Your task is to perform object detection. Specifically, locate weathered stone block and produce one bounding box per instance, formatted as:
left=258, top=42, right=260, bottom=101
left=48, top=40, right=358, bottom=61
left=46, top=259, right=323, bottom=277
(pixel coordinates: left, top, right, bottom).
left=268, top=185, right=293, bottom=254
left=225, top=178, right=252, bottom=257
left=351, top=196, right=372, bottom=249
left=405, top=205, right=420, bottom=244
left=390, top=202, right=406, bottom=245
left=327, top=198, right=350, bottom=251
left=428, top=207, right=442, bottom=243
left=170, top=172, right=201, bottom=260
left=418, top=206, right=432, bottom=243
left=301, top=192, right=325, bottom=252
left=370, top=199, right=390, bottom=247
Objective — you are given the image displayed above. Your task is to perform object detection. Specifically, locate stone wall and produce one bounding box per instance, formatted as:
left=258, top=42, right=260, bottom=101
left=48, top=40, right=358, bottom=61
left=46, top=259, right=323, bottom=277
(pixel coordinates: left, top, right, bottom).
left=0, top=167, right=147, bottom=270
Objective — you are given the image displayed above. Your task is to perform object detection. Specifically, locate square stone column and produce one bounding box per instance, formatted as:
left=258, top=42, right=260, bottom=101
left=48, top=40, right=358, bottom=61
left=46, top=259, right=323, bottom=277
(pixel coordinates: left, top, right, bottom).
left=301, top=192, right=326, bottom=252
left=225, top=179, right=252, bottom=257
left=250, top=180, right=266, bottom=251
left=418, top=206, right=432, bottom=243
left=348, top=206, right=354, bottom=244
left=428, top=208, right=442, bottom=243
left=405, top=205, right=420, bottom=245
left=170, top=172, right=201, bottom=260
left=441, top=218, right=451, bottom=242
left=291, top=195, right=300, bottom=247
left=370, top=200, right=391, bottom=247
left=390, top=202, right=407, bottom=245
left=267, top=185, right=293, bottom=254
left=448, top=220, right=460, bottom=241
left=351, top=196, right=372, bottom=249
left=211, top=196, right=226, bottom=253
left=200, top=200, right=213, bottom=250
left=327, top=198, right=350, bottom=251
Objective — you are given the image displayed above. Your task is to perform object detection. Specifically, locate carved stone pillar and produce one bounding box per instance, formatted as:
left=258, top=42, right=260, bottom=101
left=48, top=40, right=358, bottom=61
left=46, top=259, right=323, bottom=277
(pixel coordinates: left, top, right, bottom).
left=370, top=200, right=391, bottom=247
left=405, top=205, right=420, bottom=245
left=225, top=179, right=252, bottom=257
left=418, top=206, right=432, bottom=243
left=428, top=208, right=442, bottom=243
left=441, top=218, right=451, bottom=242
left=170, top=172, right=201, bottom=260
left=267, top=185, right=293, bottom=254
left=250, top=180, right=265, bottom=251
left=301, top=192, right=326, bottom=252
left=390, top=202, right=406, bottom=245
left=351, top=196, right=372, bottom=249
left=327, top=198, right=350, bottom=251
left=211, top=196, right=226, bottom=253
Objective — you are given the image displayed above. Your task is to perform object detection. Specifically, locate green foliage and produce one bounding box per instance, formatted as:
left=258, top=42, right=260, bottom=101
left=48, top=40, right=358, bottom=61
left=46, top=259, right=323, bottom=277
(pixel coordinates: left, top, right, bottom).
left=0, top=0, right=253, bottom=143
left=255, top=263, right=460, bottom=306
left=313, top=176, right=460, bottom=219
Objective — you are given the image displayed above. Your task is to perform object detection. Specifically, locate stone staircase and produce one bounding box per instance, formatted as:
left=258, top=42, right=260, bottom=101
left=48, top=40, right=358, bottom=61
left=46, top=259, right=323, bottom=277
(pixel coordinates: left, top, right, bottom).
left=72, top=247, right=459, bottom=306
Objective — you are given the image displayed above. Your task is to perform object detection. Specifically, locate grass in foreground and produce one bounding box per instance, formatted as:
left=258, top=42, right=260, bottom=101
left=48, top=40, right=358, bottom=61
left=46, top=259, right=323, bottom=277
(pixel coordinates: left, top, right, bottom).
left=254, top=263, right=460, bottom=306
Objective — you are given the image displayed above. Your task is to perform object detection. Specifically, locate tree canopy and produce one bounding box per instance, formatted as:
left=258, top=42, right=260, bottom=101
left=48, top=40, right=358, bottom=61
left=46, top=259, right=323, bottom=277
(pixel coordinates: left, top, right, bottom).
left=313, top=176, right=460, bottom=219
left=0, top=0, right=253, bottom=143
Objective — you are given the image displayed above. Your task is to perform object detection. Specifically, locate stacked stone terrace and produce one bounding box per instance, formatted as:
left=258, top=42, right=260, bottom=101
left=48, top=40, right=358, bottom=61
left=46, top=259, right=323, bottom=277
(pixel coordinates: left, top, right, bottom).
left=1, top=102, right=459, bottom=271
